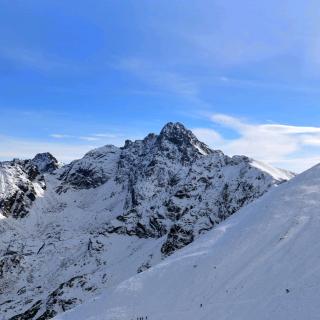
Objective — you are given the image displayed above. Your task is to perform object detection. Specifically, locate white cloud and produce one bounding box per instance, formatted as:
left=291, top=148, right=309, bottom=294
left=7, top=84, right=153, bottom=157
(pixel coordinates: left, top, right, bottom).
left=0, top=123, right=146, bottom=163
left=193, top=113, right=320, bottom=173
left=192, top=128, right=223, bottom=145
left=0, top=131, right=139, bottom=163
left=273, top=157, right=320, bottom=174
left=3, top=115, right=319, bottom=173
left=50, top=132, right=132, bottom=145
left=50, top=134, right=73, bottom=139
left=0, top=135, right=95, bottom=162
left=301, top=134, right=320, bottom=146
left=79, top=136, right=101, bottom=142
left=92, top=133, right=121, bottom=138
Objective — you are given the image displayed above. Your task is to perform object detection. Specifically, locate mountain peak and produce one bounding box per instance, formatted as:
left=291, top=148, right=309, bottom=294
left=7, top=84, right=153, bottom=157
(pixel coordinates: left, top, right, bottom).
left=31, top=152, right=59, bottom=173
left=159, top=122, right=189, bottom=137
left=158, top=122, right=212, bottom=157
left=0, top=121, right=295, bottom=318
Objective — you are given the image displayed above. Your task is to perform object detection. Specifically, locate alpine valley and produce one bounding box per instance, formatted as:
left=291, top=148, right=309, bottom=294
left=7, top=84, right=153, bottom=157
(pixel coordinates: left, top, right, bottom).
left=0, top=123, right=295, bottom=319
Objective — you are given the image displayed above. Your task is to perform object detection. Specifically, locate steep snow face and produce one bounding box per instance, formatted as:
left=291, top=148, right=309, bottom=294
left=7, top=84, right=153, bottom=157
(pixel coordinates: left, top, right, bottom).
left=0, top=123, right=294, bottom=319
left=250, top=159, right=294, bottom=181
left=56, top=163, right=320, bottom=320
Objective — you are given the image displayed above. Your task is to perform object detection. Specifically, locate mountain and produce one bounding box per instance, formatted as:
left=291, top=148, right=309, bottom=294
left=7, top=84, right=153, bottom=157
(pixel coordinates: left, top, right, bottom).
left=55, top=162, right=320, bottom=320
left=0, top=122, right=293, bottom=319
left=0, top=153, right=59, bottom=218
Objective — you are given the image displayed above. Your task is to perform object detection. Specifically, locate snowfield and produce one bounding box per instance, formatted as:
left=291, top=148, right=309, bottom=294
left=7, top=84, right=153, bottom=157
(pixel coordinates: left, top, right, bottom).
left=57, top=163, right=320, bottom=320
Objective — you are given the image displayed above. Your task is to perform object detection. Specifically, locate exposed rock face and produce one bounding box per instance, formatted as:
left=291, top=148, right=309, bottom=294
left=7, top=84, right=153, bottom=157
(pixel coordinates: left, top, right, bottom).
left=57, top=146, right=120, bottom=192
left=54, top=163, right=320, bottom=320
left=102, top=123, right=292, bottom=255
left=0, top=160, right=43, bottom=219
left=31, top=153, right=59, bottom=174
left=0, top=153, right=58, bottom=219
left=0, top=123, right=294, bottom=319
left=9, top=275, right=93, bottom=320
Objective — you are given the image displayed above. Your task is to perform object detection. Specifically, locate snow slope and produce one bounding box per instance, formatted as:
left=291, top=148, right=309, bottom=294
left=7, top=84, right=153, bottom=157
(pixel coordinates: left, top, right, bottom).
left=56, top=163, right=320, bottom=320
left=0, top=123, right=294, bottom=319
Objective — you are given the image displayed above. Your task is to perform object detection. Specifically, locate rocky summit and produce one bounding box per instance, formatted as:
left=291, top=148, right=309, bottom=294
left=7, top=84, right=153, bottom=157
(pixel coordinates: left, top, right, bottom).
left=0, top=153, right=59, bottom=219
left=0, top=122, right=294, bottom=319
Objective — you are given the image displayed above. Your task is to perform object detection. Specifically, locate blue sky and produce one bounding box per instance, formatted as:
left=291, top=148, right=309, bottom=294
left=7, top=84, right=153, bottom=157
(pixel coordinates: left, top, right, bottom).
left=1, top=0, right=320, bottom=172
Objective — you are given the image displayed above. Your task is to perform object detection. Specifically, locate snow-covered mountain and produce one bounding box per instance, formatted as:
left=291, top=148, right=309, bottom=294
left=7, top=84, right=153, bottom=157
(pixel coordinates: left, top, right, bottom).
left=0, top=123, right=293, bottom=319
left=0, top=153, right=58, bottom=219
left=56, top=162, right=320, bottom=320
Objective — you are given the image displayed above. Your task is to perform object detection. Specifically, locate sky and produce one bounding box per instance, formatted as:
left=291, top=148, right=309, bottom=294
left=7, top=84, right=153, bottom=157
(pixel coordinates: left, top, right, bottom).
left=1, top=1, right=320, bottom=172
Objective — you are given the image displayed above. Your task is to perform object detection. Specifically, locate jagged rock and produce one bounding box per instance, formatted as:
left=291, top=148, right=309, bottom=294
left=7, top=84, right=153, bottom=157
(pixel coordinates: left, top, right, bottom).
left=31, top=153, right=59, bottom=174
left=8, top=276, right=91, bottom=320
left=0, top=122, right=294, bottom=319
left=0, top=152, right=58, bottom=218
left=57, top=146, right=120, bottom=192
left=161, top=224, right=194, bottom=256
left=103, top=123, right=293, bottom=254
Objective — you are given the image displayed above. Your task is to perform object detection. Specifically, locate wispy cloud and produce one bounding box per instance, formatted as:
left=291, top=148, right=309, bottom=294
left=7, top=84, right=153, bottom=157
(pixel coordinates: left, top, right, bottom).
left=193, top=113, right=320, bottom=173
left=79, top=136, right=101, bottom=142
left=0, top=135, right=95, bottom=162
left=48, top=129, right=146, bottom=151
left=211, top=76, right=320, bottom=93
left=92, top=133, right=121, bottom=138
left=0, top=131, right=139, bottom=162
left=117, top=57, right=199, bottom=98
left=50, top=134, right=73, bottom=139
left=0, top=127, right=142, bottom=162
left=0, top=46, right=84, bottom=74
left=0, top=47, right=63, bottom=72
left=50, top=132, right=128, bottom=143
left=143, top=0, right=320, bottom=80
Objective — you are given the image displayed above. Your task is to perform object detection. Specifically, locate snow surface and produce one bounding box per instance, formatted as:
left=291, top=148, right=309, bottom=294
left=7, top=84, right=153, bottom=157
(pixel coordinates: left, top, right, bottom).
left=250, top=159, right=294, bottom=181
left=0, top=122, right=294, bottom=319
left=56, top=164, right=320, bottom=320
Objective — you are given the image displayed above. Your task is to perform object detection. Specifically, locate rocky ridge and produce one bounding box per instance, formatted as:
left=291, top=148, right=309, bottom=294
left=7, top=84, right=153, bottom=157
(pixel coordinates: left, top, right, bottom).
left=0, top=153, right=58, bottom=218
left=0, top=123, right=294, bottom=319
